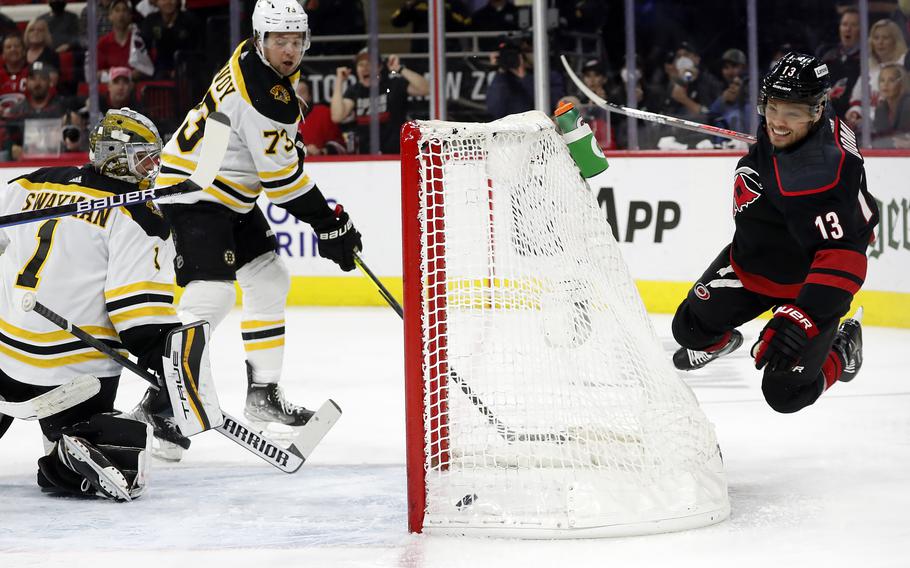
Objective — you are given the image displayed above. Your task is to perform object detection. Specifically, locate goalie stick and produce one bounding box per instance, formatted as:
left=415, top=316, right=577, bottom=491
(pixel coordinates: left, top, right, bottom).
left=354, top=252, right=567, bottom=443
left=0, top=374, right=100, bottom=420
left=559, top=55, right=758, bottom=145
left=22, top=294, right=340, bottom=473
left=0, top=112, right=232, bottom=229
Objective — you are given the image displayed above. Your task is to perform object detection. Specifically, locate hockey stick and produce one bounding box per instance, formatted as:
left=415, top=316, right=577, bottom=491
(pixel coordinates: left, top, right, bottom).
left=0, top=112, right=232, bottom=229
left=559, top=55, right=758, bottom=144
left=22, top=294, right=339, bottom=473
left=0, top=374, right=100, bottom=420
left=354, top=252, right=566, bottom=443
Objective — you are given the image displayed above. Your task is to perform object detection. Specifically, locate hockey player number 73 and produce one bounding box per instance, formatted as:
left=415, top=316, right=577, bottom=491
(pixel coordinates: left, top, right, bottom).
left=176, top=91, right=217, bottom=154
left=16, top=219, right=59, bottom=289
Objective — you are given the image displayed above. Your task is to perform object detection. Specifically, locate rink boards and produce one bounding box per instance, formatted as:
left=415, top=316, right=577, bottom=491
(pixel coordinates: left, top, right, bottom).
left=1, top=152, right=907, bottom=327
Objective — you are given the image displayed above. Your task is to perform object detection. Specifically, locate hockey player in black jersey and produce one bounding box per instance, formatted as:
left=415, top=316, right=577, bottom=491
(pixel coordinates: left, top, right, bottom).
left=0, top=108, right=216, bottom=500
left=671, top=52, right=879, bottom=413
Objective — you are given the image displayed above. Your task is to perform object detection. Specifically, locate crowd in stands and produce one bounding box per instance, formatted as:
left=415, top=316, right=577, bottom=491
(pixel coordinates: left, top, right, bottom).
left=1, top=0, right=909, bottom=160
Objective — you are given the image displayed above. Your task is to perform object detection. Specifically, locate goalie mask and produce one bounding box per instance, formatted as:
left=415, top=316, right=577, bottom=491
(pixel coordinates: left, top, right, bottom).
left=252, top=0, right=311, bottom=75
left=89, top=108, right=162, bottom=185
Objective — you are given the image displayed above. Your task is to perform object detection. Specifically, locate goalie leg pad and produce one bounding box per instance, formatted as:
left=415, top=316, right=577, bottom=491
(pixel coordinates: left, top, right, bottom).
left=162, top=321, right=223, bottom=437
left=37, top=412, right=151, bottom=500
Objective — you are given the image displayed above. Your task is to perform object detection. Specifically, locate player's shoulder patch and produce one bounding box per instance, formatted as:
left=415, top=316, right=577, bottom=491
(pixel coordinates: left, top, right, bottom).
left=237, top=44, right=300, bottom=124
left=773, top=117, right=857, bottom=197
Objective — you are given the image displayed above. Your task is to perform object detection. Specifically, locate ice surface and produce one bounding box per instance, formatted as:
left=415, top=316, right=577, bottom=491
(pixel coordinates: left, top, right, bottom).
left=2, top=308, right=908, bottom=567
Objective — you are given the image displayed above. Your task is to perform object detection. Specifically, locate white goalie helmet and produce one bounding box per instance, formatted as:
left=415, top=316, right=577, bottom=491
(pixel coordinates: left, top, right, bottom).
left=252, top=0, right=311, bottom=71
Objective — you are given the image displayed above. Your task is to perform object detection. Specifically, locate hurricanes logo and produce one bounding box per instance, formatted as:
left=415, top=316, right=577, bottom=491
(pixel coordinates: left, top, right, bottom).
left=224, top=249, right=236, bottom=266
left=270, top=85, right=291, bottom=104
left=733, top=166, right=762, bottom=216
left=694, top=283, right=710, bottom=300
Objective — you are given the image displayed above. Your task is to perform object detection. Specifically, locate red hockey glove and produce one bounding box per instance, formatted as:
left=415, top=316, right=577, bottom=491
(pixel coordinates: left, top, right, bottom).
left=752, top=305, right=819, bottom=373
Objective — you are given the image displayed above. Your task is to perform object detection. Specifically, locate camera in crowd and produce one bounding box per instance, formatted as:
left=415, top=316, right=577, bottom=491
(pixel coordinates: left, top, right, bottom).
left=496, top=39, right=524, bottom=72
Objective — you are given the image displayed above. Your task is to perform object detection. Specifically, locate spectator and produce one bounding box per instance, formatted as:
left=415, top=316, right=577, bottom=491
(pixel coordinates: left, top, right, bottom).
left=817, top=8, right=862, bottom=118
left=471, top=0, right=520, bottom=51
left=0, top=34, right=29, bottom=117
left=296, top=79, right=344, bottom=155
left=871, top=63, right=910, bottom=147
left=485, top=38, right=534, bottom=119
left=657, top=41, right=723, bottom=125
left=96, top=0, right=154, bottom=82
left=80, top=0, right=114, bottom=49
left=99, top=66, right=143, bottom=113
left=577, top=59, right=620, bottom=149
left=846, top=19, right=908, bottom=129
left=303, top=0, right=365, bottom=56
left=24, top=19, right=61, bottom=83
left=139, top=0, right=200, bottom=79
left=709, top=48, right=749, bottom=134
left=330, top=48, right=429, bottom=154
left=5, top=61, right=80, bottom=160
left=390, top=0, right=471, bottom=54
left=38, top=0, right=81, bottom=53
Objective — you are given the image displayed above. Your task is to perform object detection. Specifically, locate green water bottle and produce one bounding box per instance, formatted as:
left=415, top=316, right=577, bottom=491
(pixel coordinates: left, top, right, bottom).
left=554, top=101, right=609, bottom=178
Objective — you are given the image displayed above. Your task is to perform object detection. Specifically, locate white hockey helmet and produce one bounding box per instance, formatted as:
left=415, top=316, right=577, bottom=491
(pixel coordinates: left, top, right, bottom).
left=252, top=0, right=311, bottom=71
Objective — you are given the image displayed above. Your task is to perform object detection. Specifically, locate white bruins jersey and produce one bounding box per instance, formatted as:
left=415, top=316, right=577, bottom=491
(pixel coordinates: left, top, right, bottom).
left=0, top=166, right=178, bottom=387
left=156, top=40, right=316, bottom=213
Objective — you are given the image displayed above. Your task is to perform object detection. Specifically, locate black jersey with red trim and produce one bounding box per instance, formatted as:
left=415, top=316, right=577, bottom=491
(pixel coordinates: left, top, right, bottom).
left=729, top=116, right=879, bottom=324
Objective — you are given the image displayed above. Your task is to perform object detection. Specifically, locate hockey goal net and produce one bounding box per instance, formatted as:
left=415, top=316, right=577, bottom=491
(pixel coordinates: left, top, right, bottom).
left=401, top=111, right=729, bottom=538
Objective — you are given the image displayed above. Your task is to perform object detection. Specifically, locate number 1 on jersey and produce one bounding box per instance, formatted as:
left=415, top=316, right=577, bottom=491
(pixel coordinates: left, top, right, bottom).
left=16, top=219, right=59, bottom=289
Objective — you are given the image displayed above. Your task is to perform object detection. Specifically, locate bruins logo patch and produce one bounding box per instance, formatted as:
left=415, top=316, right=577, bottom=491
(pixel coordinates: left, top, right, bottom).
left=270, top=84, right=291, bottom=104
left=224, top=249, right=236, bottom=266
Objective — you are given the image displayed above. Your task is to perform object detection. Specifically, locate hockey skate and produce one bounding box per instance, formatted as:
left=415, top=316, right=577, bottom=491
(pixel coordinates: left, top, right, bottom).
left=673, top=330, right=744, bottom=371
left=128, top=388, right=190, bottom=462
left=832, top=309, right=863, bottom=383
left=244, top=363, right=314, bottom=443
left=59, top=435, right=132, bottom=501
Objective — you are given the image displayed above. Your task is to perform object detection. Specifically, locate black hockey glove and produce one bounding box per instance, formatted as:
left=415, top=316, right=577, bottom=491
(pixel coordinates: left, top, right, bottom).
left=312, top=204, right=362, bottom=272
left=752, top=305, right=819, bottom=373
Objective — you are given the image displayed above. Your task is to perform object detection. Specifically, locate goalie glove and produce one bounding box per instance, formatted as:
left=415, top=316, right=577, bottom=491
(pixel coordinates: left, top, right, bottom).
left=312, top=204, right=362, bottom=272
left=752, top=304, right=819, bottom=373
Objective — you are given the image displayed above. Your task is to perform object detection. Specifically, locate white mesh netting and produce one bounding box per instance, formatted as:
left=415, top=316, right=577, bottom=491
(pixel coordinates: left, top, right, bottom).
left=409, top=111, right=729, bottom=538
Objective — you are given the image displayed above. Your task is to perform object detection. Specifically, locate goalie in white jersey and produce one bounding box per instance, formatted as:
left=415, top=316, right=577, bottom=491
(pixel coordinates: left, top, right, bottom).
left=0, top=108, right=214, bottom=501
left=149, top=0, right=362, bottom=452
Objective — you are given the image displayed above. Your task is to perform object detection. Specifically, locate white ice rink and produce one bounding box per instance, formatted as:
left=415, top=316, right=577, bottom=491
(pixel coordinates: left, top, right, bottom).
left=2, top=307, right=908, bottom=567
